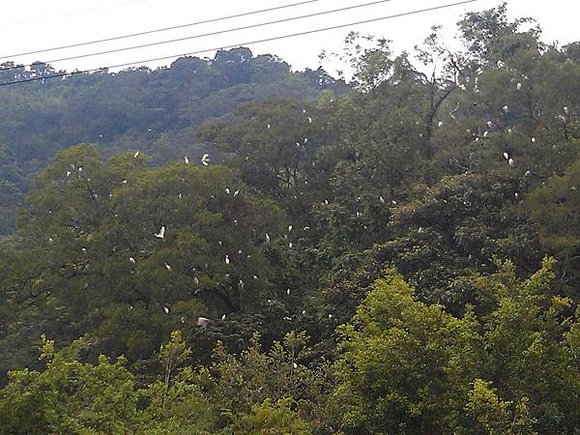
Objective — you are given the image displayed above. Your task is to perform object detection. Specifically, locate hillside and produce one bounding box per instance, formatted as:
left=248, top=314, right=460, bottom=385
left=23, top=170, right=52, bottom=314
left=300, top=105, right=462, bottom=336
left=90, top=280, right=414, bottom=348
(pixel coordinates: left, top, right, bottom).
left=0, top=4, right=579, bottom=433
left=0, top=47, right=347, bottom=235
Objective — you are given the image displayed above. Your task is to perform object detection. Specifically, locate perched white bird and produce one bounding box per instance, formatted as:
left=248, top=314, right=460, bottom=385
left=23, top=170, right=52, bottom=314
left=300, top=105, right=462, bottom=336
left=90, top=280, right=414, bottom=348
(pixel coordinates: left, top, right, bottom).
left=184, top=156, right=190, bottom=164
left=66, top=170, right=71, bottom=177
left=225, top=255, right=230, bottom=265
left=438, top=121, right=444, bottom=127
left=531, top=137, right=536, bottom=143
left=503, top=152, right=510, bottom=160
left=307, top=116, right=312, bottom=123
left=221, top=314, right=226, bottom=320
left=238, top=279, right=244, bottom=289
left=303, top=226, right=310, bottom=230
left=502, top=105, right=509, bottom=113
left=163, top=305, right=170, bottom=314
left=516, top=82, right=522, bottom=91
left=265, top=233, right=271, bottom=243
left=201, top=154, right=210, bottom=166
left=288, top=225, right=293, bottom=232
left=155, top=225, right=166, bottom=239
left=129, top=257, right=136, bottom=264
left=225, top=187, right=230, bottom=195
left=508, top=158, right=515, bottom=166
left=304, top=137, right=309, bottom=144
left=194, top=276, right=200, bottom=285
left=197, top=317, right=211, bottom=327
left=286, top=288, right=291, bottom=295
left=165, top=263, right=171, bottom=271
left=564, top=106, right=569, bottom=115
left=293, top=362, right=298, bottom=369
left=233, top=189, right=240, bottom=196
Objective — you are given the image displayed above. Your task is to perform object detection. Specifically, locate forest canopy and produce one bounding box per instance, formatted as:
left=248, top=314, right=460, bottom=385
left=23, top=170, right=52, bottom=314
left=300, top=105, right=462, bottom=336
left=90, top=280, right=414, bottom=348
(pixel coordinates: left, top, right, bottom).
left=0, top=4, right=578, bottom=433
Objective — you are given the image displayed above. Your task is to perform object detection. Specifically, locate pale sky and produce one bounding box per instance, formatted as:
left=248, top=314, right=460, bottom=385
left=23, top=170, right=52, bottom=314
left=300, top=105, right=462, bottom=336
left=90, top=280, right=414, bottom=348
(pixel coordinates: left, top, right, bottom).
left=0, top=0, right=578, bottom=76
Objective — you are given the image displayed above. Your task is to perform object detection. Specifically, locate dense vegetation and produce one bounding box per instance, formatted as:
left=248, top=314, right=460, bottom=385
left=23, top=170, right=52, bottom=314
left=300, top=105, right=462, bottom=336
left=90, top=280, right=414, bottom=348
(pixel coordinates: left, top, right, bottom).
left=0, top=4, right=579, bottom=433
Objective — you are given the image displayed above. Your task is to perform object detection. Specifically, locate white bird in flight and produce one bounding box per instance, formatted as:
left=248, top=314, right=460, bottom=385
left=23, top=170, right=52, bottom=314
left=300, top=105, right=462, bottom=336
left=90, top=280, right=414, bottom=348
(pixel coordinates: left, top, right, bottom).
left=201, top=154, right=210, bottom=166
left=133, top=151, right=140, bottom=158
left=155, top=225, right=166, bottom=239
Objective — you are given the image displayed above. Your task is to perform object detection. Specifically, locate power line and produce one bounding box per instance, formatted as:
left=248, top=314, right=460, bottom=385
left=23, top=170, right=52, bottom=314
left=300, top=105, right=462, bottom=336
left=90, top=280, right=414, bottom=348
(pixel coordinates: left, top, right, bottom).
left=0, top=0, right=327, bottom=60
left=0, top=0, right=478, bottom=88
left=3, top=0, right=398, bottom=70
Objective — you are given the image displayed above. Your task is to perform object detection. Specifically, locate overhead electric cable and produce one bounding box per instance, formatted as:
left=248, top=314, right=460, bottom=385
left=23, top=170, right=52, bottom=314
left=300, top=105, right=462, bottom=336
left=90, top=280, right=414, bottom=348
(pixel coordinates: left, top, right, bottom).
left=0, top=0, right=327, bottom=60
left=3, top=0, right=398, bottom=69
left=0, top=0, right=478, bottom=88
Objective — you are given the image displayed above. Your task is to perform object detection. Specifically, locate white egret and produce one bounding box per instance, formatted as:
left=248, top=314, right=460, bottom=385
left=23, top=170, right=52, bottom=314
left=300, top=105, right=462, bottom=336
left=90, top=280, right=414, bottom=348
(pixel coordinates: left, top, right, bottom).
left=184, top=156, right=190, bottom=164
left=225, top=255, right=230, bottom=265
left=516, top=82, right=522, bottom=90
left=163, top=305, right=170, bottom=314
left=165, top=263, right=171, bottom=271
left=133, top=151, right=140, bottom=158
left=155, top=225, right=166, bottom=239
left=129, top=257, right=136, bottom=264
left=197, top=317, right=211, bottom=327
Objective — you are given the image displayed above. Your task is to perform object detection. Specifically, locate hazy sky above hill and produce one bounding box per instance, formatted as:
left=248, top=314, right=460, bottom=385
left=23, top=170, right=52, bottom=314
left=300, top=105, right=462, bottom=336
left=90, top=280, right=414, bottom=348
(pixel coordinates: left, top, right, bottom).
left=0, top=0, right=578, bottom=76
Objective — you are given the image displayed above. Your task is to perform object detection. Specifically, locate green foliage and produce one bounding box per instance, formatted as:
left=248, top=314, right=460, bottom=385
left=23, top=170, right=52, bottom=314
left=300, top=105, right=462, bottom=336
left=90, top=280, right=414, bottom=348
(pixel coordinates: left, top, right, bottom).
left=0, top=336, right=141, bottom=434
left=0, top=4, right=578, bottom=433
left=335, top=260, right=579, bottom=433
